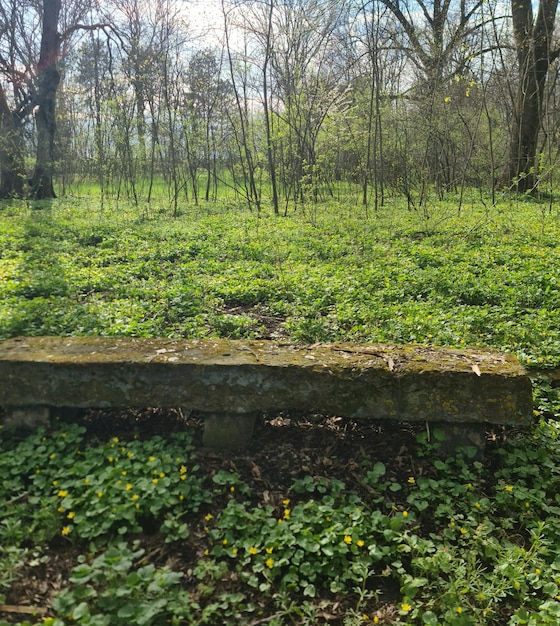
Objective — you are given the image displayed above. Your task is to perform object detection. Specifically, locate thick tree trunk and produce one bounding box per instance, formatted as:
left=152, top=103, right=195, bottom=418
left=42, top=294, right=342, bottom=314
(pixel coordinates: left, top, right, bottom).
left=505, top=67, right=541, bottom=192
left=503, top=0, right=558, bottom=192
left=0, top=86, right=25, bottom=199
left=30, top=0, right=62, bottom=199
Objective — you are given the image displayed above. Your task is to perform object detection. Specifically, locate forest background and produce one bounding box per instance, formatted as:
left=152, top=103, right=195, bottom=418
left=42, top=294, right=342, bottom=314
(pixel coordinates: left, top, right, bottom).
left=1, top=0, right=560, bottom=208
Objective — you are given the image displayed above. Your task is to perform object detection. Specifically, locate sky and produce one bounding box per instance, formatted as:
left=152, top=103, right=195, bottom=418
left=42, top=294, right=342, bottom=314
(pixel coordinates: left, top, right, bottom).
left=187, top=0, right=225, bottom=39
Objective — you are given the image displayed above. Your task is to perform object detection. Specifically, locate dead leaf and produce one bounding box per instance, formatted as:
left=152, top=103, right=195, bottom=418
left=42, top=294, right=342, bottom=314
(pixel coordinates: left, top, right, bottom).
left=250, top=461, right=262, bottom=479
left=472, top=364, right=481, bottom=376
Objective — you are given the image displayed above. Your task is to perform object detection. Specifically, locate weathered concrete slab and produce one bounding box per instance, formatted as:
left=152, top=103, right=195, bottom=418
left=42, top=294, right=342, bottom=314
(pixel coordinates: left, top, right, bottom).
left=0, top=337, right=533, bottom=430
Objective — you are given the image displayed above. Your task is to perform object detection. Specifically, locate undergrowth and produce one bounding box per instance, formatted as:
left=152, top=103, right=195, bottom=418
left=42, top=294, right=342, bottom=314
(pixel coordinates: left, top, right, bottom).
left=2, top=197, right=560, bottom=368
left=1, top=419, right=560, bottom=624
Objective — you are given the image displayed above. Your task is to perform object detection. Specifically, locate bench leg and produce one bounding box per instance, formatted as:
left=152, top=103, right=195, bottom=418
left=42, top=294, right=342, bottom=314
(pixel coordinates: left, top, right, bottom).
left=2, top=405, right=50, bottom=432
left=202, top=411, right=258, bottom=448
left=434, top=422, right=486, bottom=460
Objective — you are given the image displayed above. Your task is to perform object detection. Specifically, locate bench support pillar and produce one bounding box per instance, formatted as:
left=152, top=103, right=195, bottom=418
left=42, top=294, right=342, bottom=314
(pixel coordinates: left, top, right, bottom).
left=202, top=412, right=258, bottom=448
left=435, top=422, right=486, bottom=459
left=2, top=405, right=50, bottom=432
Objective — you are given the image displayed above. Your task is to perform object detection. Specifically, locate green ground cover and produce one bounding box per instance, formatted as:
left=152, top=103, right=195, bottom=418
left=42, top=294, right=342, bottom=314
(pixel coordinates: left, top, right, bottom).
left=2, top=196, right=560, bottom=625
left=1, top=197, right=560, bottom=366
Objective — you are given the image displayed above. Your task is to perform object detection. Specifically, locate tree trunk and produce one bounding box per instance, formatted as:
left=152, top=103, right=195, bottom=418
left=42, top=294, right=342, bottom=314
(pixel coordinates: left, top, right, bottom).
left=263, top=0, right=279, bottom=215
left=503, top=0, right=558, bottom=192
left=30, top=0, right=62, bottom=199
left=0, top=86, right=25, bottom=199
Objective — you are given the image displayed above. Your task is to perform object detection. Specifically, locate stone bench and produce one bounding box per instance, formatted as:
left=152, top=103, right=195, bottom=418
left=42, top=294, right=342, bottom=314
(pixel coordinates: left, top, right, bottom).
left=0, top=336, right=533, bottom=452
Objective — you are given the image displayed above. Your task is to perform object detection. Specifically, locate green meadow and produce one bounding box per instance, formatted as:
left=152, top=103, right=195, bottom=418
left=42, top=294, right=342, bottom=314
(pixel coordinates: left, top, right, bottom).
left=2, top=195, right=560, bottom=367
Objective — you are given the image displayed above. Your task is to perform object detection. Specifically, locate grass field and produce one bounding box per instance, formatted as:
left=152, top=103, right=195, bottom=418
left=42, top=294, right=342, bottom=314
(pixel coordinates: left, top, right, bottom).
left=2, top=195, right=560, bottom=367
left=2, top=195, right=560, bottom=625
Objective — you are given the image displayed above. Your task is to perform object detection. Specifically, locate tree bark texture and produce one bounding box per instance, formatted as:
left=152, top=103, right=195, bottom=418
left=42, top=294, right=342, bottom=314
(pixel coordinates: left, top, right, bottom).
left=0, top=86, right=25, bottom=198
left=504, top=0, right=558, bottom=192
left=30, top=0, right=62, bottom=199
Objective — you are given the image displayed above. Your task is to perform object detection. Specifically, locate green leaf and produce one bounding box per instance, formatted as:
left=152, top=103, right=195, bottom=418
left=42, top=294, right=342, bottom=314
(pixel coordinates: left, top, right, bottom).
left=72, top=602, right=91, bottom=620
left=422, top=611, right=439, bottom=625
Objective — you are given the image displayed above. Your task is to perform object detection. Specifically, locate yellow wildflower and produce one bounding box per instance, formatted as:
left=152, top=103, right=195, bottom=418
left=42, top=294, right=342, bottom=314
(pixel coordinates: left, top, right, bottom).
left=344, top=535, right=352, bottom=544
left=357, top=539, right=365, bottom=547
left=401, top=603, right=412, bottom=613
left=125, top=483, right=133, bottom=491
left=66, top=511, right=75, bottom=519
left=61, top=526, right=71, bottom=536
left=408, top=477, right=415, bottom=484
left=57, top=490, right=68, bottom=498
left=265, top=558, right=274, bottom=568
left=249, top=547, right=258, bottom=555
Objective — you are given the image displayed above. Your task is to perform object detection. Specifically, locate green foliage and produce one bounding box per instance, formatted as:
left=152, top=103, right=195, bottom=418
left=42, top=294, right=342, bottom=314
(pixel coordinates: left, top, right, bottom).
left=2, top=411, right=560, bottom=623
left=0, top=424, right=208, bottom=544
left=206, top=488, right=396, bottom=597
left=49, top=542, right=196, bottom=625
left=3, top=199, right=560, bottom=369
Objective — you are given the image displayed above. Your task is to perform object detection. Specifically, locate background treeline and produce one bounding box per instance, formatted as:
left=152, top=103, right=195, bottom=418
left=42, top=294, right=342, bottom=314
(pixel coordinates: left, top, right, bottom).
left=1, top=0, right=560, bottom=210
